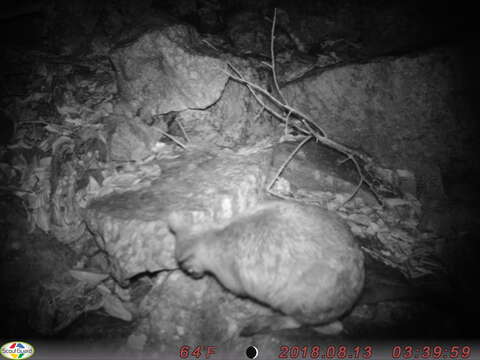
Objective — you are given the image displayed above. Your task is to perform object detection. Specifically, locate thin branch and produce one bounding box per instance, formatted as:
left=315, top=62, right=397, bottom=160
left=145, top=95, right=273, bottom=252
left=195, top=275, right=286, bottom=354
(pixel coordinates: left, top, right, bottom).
left=270, top=8, right=287, bottom=104
left=201, top=39, right=219, bottom=51
left=157, top=128, right=186, bottom=149
left=175, top=117, right=190, bottom=143
left=266, top=189, right=298, bottom=201
left=253, top=105, right=266, bottom=122
left=338, top=154, right=382, bottom=208
left=284, top=109, right=292, bottom=136
left=339, top=155, right=365, bottom=208
left=267, top=135, right=313, bottom=191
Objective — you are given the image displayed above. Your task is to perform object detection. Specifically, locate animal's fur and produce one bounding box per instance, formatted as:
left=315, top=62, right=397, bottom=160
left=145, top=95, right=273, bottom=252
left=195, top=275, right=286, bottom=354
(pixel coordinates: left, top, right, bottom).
left=169, top=201, right=365, bottom=330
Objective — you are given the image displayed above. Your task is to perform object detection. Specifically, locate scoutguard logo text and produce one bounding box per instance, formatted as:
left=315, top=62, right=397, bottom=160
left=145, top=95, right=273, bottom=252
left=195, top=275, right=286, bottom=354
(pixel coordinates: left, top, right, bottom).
left=1, top=342, right=35, bottom=359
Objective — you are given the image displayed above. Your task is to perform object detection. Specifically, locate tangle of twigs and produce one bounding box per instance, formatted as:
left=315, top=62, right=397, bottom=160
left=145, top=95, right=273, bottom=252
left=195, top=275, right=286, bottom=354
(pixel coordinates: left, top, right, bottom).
left=224, top=8, right=384, bottom=206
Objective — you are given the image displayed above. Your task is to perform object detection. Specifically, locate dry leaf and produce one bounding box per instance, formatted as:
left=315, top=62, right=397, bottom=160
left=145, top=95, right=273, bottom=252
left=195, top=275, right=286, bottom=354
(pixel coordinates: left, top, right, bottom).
left=102, top=294, right=133, bottom=322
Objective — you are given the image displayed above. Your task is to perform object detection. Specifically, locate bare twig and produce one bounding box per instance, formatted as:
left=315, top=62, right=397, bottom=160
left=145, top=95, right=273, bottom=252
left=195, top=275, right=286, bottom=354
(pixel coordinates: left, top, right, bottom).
left=284, top=109, right=292, bottom=136
left=338, top=154, right=382, bottom=207
left=253, top=105, right=266, bottom=122
left=175, top=117, right=190, bottom=143
left=201, top=39, right=219, bottom=51
left=157, top=128, right=186, bottom=149
left=267, top=135, right=313, bottom=192
left=266, top=189, right=298, bottom=201
left=270, top=8, right=287, bottom=104
left=339, top=155, right=365, bottom=208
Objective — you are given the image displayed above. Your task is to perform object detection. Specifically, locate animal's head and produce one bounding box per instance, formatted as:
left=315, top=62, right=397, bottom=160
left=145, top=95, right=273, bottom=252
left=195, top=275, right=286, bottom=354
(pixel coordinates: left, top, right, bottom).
left=168, top=212, right=207, bottom=279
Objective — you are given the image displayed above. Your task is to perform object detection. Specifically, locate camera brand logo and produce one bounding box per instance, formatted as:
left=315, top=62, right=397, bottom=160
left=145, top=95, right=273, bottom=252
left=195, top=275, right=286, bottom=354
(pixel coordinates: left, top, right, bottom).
left=1, top=342, right=35, bottom=359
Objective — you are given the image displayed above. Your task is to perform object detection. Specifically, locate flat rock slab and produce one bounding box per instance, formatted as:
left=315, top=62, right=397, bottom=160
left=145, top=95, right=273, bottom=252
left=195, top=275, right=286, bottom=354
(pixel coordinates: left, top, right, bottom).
left=84, top=148, right=271, bottom=281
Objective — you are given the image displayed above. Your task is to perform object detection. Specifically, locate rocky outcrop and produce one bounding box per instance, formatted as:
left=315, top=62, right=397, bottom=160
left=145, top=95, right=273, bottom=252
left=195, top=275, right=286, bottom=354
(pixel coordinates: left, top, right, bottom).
left=84, top=148, right=271, bottom=282
left=283, top=48, right=478, bottom=178
left=110, top=24, right=228, bottom=117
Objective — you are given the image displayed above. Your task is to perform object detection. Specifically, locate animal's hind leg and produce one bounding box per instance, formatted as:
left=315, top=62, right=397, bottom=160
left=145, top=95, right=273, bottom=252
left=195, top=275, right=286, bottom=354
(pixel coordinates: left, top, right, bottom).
left=240, top=315, right=302, bottom=337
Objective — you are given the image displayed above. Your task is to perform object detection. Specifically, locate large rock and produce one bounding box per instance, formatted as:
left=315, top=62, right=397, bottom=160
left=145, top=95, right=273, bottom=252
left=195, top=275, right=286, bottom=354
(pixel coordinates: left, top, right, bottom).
left=170, top=76, right=278, bottom=148
left=283, top=47, right=478, bottom=176
left=106, top=114, right=165, bottom=162
left=142, top=272, right=273, bottom=348
left=84, top=148, right=271, bottom=282
left=110, top=23, right=228, bottom=118
left=84, top=147, right=271, bottom=344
